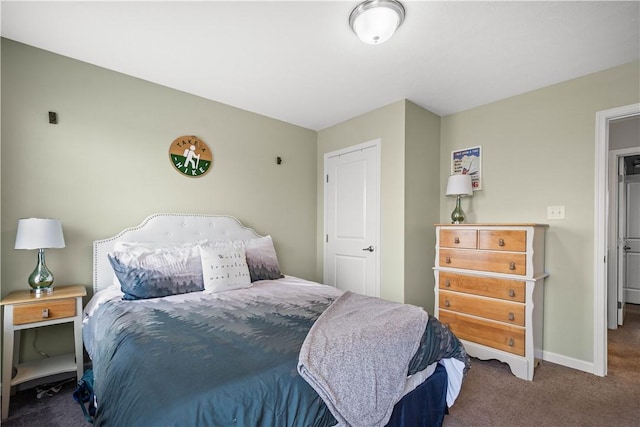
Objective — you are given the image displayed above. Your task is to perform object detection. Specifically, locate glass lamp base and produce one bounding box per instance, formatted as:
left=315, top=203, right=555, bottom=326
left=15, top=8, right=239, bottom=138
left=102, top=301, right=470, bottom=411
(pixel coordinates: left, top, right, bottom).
left=28, top=249, right=55, bottom=297
left=450, top=195, right=466, bottom=224
left=31, top=287, right=54, bottom=297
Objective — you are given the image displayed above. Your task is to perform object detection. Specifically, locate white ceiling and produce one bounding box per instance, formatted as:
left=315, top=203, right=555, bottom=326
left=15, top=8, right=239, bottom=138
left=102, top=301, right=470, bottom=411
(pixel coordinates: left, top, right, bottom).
left=2, top=1, right=639, bottom=131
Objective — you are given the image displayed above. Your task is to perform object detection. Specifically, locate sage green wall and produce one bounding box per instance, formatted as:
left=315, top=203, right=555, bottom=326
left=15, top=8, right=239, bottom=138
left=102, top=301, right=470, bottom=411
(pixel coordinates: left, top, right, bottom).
left=316, top=100, right=441, bottom=308
left=440, top=61, right=640, bottom=363
left=1, top=39, right=318, bottom=361
left=317, top=100, right=406, bottom=303
left=404, top=102, right=441, bottom=310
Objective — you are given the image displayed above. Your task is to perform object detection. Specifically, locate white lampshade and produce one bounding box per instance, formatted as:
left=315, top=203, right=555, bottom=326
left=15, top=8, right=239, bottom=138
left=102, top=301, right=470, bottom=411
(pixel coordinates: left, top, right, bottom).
left=446, top=174, right=473, bottom=197
left=15, top=218, right=66, bottom=250
left=349, top=0, right=405, bottom=45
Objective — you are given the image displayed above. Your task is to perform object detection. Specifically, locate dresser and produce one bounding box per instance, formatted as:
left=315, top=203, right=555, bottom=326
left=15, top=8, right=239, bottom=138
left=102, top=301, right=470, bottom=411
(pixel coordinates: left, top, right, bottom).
left=433, top=224, right=548, bottom=380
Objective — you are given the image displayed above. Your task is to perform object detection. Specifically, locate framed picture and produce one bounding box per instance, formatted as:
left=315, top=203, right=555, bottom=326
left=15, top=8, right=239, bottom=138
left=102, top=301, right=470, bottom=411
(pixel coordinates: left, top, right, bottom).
left=451, top=146, right=482, bottom=191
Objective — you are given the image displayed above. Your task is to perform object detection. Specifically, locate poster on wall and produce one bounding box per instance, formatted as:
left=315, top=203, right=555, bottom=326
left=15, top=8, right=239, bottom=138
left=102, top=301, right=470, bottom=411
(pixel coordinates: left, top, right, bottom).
left=451, top=146, right=482, bottom=190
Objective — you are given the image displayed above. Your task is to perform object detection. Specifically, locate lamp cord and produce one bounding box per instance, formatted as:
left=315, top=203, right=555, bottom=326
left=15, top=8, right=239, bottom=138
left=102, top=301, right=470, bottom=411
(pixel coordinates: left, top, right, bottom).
left=33, top=328, right=50, bottom=358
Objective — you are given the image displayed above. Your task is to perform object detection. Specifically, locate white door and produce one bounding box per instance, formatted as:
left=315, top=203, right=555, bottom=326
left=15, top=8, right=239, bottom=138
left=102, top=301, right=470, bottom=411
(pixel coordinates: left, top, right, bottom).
left=324, top=141, right=380, bottom=297
left=623, top=172, right=640, bottom=306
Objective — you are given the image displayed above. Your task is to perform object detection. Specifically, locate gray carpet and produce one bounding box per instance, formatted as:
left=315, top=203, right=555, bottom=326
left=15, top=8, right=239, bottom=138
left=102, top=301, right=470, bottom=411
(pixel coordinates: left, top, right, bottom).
left=444, top=303, right=640, bottom=427
left=2, top=378, right=88, bottom=427
left=3, top=305, right=638, bottom=426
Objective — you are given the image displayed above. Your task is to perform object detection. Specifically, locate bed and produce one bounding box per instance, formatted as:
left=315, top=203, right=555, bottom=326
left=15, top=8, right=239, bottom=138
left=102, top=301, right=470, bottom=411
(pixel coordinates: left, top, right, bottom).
left=84, top=213, right=469, bottom=426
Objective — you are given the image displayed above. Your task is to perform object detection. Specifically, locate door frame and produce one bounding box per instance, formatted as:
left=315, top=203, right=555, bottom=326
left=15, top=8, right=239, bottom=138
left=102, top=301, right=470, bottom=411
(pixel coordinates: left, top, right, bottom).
left=594, top=103, right=640, bottom=376
left=323, top=139, right=381, bottom=296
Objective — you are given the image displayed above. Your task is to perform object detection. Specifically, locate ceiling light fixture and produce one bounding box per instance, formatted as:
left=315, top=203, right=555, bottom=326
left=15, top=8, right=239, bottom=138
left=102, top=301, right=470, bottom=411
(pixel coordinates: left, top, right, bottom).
left=349, top=0, right=406, bottom=45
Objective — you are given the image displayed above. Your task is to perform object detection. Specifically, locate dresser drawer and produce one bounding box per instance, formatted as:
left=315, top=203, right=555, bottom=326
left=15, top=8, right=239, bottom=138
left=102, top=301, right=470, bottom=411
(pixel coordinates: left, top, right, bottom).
left=13, top=298, right=76, bottom=325
left=439, top=229, right=477, bottom=249
left=439, top=248, right=527, bottom=275
left=479, top=230, right=526, bottom=252
left=439, top=271, right=525, bottom=302
left=439, top=290, right=525, bottom=326
left=439, top=310, right=525, bottom=356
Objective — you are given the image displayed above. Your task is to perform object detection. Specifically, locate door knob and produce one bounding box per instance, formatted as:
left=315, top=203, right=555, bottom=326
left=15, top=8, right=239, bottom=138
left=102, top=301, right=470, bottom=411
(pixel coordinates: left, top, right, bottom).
left=362, top=245, right=374, bottom=252
left=623, top=245, right=631, bottom=251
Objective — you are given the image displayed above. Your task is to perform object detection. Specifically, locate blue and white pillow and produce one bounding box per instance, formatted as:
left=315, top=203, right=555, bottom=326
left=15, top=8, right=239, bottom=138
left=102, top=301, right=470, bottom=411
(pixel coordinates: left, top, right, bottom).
left=109, top=243, right=204, bottom=300
left=245, top=235, right=282, bottom=282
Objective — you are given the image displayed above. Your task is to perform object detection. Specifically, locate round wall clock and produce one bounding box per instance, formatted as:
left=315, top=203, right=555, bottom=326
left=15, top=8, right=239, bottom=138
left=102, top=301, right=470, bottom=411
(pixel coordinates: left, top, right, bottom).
left=169, top=135, right=213, bottom=177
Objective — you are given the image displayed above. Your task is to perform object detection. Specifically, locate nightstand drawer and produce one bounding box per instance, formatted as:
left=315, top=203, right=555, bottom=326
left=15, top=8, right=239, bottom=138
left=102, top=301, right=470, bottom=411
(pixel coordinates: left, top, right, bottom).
left=439, top=229, right=477, bottom=249
left=13, top=298, right=76, bottom=325
left=439, top=271, right=525, bottom=302
left=440, top=290, right=525, bottom=326
left=439, top=310, right=525, bottom=356
left=479, top=230, right=526, bottom=252
left=439, top=248, right=527, bottom=275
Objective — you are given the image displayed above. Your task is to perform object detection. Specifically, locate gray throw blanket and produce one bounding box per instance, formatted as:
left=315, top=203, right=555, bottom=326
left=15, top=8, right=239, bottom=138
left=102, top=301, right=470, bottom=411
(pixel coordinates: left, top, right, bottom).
left=297, top=291, right=429, bottom=427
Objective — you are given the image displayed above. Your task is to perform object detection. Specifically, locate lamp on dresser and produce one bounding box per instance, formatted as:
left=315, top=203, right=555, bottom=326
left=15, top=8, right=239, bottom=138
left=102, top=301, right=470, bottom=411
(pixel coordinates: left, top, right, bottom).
left=14, top=218, right=66, bottom=295
left=445, top=174, right=473, bottom=224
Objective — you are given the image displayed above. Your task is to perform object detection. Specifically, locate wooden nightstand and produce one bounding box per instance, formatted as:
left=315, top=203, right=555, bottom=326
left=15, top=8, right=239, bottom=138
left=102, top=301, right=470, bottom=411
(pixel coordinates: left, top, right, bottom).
left=1, top=285, right=86, bottom=419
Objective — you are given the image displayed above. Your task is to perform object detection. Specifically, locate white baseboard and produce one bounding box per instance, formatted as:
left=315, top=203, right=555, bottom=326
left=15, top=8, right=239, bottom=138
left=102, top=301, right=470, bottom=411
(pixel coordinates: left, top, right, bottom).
left=541, top=350, right=598, bottom=376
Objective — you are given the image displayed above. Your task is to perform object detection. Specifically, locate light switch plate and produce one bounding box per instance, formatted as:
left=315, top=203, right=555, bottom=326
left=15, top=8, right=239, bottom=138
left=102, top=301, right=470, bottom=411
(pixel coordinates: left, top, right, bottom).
left=547, top=205, right=565, bottom=220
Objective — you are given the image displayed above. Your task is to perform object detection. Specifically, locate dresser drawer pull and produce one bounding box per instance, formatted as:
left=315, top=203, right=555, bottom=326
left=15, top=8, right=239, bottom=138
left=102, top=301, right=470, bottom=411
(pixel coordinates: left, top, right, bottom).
left=508, top=338, right=515, bottom=347
left=509, top=262, right=516, bottom=271
left=509, top=289, right=516, bottom=298
left=444, top=300, right=451, bottom=308
left=445, top=256, right=451, bottom=264
left=445, top=280, right=451, bottom=287
left=508, top=312, right=515, bottom=321
left=42, top=308, right=49, bottom=319
left=498, top=238, right=505, bottom=246
left=454, top=237, right=460, bottom=244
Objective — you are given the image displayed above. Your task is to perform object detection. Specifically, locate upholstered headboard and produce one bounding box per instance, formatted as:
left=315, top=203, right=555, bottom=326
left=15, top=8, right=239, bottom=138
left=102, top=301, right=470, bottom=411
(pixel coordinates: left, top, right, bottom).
left=93, top=213, right=262, bottom=293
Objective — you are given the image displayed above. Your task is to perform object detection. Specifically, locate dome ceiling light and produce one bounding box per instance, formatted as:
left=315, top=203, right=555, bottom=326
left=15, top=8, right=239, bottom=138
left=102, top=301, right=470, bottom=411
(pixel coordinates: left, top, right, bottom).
left=349, top=0, right=406, bottom=45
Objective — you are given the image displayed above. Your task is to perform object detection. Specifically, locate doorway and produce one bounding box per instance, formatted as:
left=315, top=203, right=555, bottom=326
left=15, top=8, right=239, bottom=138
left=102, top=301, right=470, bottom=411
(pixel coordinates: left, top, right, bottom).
left=608, top=149, right=640, bottom=329
left=595, top=103, right=640, bottom=377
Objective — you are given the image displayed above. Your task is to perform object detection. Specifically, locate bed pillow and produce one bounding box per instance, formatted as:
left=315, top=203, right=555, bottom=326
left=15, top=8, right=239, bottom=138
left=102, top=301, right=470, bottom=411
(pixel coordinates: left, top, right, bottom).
left=245, top=235, right=282, bottom=282
left=199, top=241, right=252, bottom=293
left=111, top=242, right=203, bottom=287
left=108, top=245, right=204, bottom=300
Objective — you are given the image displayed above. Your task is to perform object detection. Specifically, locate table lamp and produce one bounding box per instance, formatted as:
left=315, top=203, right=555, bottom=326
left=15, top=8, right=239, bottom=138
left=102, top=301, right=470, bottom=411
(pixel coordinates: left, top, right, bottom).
left=446, top=174, right=474, bottom=224
left=14, top=218, right=65, bottom=295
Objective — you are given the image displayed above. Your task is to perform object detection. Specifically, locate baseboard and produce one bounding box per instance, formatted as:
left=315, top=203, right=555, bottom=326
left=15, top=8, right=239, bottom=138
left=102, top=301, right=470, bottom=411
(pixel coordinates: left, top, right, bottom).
left=541, top=350, right=596, bottom=375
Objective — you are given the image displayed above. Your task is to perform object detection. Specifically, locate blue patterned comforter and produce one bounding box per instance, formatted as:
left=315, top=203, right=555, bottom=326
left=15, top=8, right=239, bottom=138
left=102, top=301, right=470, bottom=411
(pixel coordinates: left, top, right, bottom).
left=83, top=277, right=468, bottom=426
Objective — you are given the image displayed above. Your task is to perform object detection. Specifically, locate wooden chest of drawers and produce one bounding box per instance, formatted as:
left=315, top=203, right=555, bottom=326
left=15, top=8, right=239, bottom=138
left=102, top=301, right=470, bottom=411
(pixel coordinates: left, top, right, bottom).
left=434, top=224, right=548, bottom=380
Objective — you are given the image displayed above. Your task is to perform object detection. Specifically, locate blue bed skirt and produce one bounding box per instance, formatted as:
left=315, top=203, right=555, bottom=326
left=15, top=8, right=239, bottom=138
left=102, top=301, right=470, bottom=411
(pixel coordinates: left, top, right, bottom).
left=387, top=363, right=448, bottom=427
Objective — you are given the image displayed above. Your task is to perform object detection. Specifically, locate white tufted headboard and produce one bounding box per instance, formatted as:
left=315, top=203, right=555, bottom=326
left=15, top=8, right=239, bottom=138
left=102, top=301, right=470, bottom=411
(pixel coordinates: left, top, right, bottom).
left=93, top=213, right=262, bottom=293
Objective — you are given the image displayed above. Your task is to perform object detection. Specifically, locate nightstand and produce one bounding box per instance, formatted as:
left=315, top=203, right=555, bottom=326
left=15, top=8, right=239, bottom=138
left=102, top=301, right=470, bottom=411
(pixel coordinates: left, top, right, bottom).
left=1, top=285, right=86, bottom=419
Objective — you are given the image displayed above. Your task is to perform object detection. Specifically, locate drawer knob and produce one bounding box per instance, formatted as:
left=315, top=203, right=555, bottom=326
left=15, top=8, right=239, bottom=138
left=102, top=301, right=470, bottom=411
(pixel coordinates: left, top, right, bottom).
left=445, top=280, right=451, bottom=287
left=42, top=308, right=49, bottom=318
left=444, top=300, right=451, bottom=308
left=509, top=289, right=516, bottom=298
left=509, top=262, right=516, bottom=271
left=454, top=237, right=460, bottom=244
left=508, top=312, right=515, bottom=321
left=498, top=238, right=505, bottom=247
left=508, top=338, right=515, bottom=347
left=445, top=256, right=451, bottom=264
